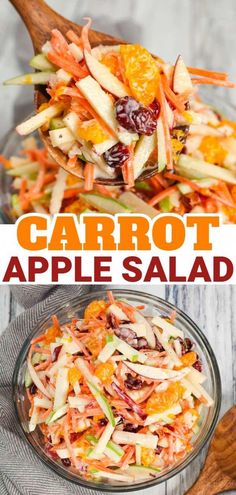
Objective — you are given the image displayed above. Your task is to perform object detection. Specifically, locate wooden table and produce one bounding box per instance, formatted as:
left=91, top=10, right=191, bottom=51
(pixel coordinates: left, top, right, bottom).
left=0, top=284, right=235, bottom=495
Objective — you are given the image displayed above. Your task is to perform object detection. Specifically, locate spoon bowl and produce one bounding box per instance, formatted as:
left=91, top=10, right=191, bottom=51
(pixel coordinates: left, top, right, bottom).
left=186, top=405, right=236, bottom=495
left=9, top=0, right=188, bottom=184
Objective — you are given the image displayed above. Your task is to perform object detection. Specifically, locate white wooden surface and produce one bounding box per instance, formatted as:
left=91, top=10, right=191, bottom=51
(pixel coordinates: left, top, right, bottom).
left=1, top=0, right=236, bottom=138
left=0, top=284, right=235, bottom=495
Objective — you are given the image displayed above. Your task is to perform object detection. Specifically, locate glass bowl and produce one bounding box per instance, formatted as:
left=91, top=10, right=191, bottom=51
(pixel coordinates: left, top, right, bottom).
left=1, top=95, right=236, bottom=223
left=12, top=289, right=221, bottom=492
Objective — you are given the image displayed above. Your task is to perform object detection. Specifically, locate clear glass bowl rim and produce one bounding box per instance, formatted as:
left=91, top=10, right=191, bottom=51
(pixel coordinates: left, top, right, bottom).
left=12, top=289, right=221, bottom=492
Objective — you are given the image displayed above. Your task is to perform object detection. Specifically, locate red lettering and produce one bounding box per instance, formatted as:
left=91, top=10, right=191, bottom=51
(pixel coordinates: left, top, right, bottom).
left=214, top=256, right=233, bottom=282
left=29, top=257, right=49, bottom=282
left=144, top=257, right=167, bottom=282
left=122, top=257, right=142, bottom=282
left=169, top=257, right=186, bottom=282
left=3, top=257, right=26, bottom=282
left=188, top=256, right=211, bottom=282
left=51, top=257, right=72, bottom=282
left=94, top=257, right=112, bottom=282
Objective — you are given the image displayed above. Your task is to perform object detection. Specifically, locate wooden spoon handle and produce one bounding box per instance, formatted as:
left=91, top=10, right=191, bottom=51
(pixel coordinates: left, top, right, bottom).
left=9, top=0, right=78, bottom=51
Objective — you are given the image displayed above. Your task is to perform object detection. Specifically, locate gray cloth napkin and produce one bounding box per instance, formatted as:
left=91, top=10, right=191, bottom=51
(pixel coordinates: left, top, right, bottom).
left=0, top=284, right=114, bottom=495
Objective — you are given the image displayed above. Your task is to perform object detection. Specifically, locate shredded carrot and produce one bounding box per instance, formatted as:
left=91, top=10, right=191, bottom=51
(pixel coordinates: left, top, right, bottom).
left=19, top=178, right=29, bottom=210
left=66, top=29, right=83, bottom=48
left=188, top=66, right=228, bottom=80
left=52, top=314, right=60, bottom=330
left=148, top=185, right=177, bottom=206
left=63, top=188, right=84, bottom=199
left=156, top=79, right=173, bottom=170
left=161, top=74, right=186, bottom=113
left=48, top=52, right=88, bottom=79
left=95, top=184, right=114, bottom=197
left=76, top=98, right=116, bottom=138
left=164, top=172, right=202, bottom=193
left=116, top=301, right=136, bottom=323
left=150, top=174, right=169, bottom=190
left=84, top=162, right=94, bottom=191
left=81, top=17, right=92, bottom=53
left=29, top=163, right=46, bottom=195
left=51, top=29, right=70, bottom=56
left=191, top=77, right=234, bottom=88
left=0, top=154, right=11, bottom=168
left=107, top=290, right=115, bottom=304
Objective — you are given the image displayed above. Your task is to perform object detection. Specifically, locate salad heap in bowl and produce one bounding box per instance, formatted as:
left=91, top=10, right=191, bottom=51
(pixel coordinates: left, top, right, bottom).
left=14, top=291, right=218, bottom=487
left=4, top=18, right=234, bottom=188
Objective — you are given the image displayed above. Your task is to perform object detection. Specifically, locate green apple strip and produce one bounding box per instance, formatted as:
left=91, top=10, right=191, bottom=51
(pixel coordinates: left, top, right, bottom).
left=133, top=134, right=156, bottom=179
left=76, top=76, right=119, bottom=136
left=177, top=154, right=236, bottom=184
left=152, top=315, right=184, bottom=339
left=123, top=361, right=189, bottom=380
left=153, top=326, right=182, bottom=366
left=112, top=430, right=158, bottom=449
left=119, top=191, right=158, bottom=219
left=4, top=72, right=53, bottom=85
left=87, top=380, right=116, bottom=427
left=84, top=49, right=130, bottom=98
left=16, top=103, right=64, bottom=135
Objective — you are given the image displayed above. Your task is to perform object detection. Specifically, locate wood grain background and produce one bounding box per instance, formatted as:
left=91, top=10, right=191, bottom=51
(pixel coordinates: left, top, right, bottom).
left=0, top=284, right=235, bottom=495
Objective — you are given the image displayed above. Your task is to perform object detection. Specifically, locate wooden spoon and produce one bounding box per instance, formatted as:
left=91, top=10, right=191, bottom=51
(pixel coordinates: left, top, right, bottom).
left=185, top=405, right=236, bottom=495
left=9, top=0, right=188, bottom=185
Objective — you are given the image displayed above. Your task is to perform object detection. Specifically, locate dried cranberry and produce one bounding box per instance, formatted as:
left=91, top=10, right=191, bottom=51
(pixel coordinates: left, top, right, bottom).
left=61, top=458, right=71, bottom=467
left=70, top=432, right=81, bottom=443
left=116, top=96, right=140, bottom=130
left=155, top=446, right=163, bottom=455
left=185, top=338, right=194, bottom=352
left=115, top=96, right=157, bottom=136
left=115, top=326, right=138, bottom=347
left=104, top=142, right=130, bottom=168
left=166, top=424, right=174, bottom=432
left=98, top=418, right=108, bottom=426
left=155, top=336, right=164, bottom=352
left=124, top=423, right=140, bottom=433
left=106, top=312, right=120, bottom=329
left=52, top=344, right=63, bottom=362
left=29, top=383, right=37, bottom=395
left=125, top=373, right=143, bottom=390
left=175, top=337, right=187, bottom=355
left=131, top=107, right=157, bottom=135
left=137, top=337, right=148, bottom=349
left=193, top=359, right=203, bottom=372
left=149, top=99, right=160, bottom=119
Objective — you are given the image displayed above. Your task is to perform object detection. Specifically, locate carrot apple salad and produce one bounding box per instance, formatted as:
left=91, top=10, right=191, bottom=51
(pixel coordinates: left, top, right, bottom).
left=2, top=106, right=236, bottom=223
left=4, top=18, right=234, bottom=187
left=24, top=293, right=213, bottom=483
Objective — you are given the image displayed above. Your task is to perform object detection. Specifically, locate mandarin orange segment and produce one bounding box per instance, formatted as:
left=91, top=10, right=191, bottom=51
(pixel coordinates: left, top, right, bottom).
left=77, top=119, right=108, bottom=144
left=199, top=136, right=227, bottom=165
left=64, top=199, right=87, bottom=214
left=84, top=300, right=107, bottom=320
left=146, top=382, right=184, bottom=415
left=94, top=361, right=115, bottom=384
left=120, top=44, right=159, bottom=106
left=45, top=325, right=62, bottom=344
left=100, top=52, right=122, bottom=80
left=68, top=366, right=82, bottom=386
left=180, top=351, right=197, bottom=367
left=141, top=447, right=156, bottom=466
